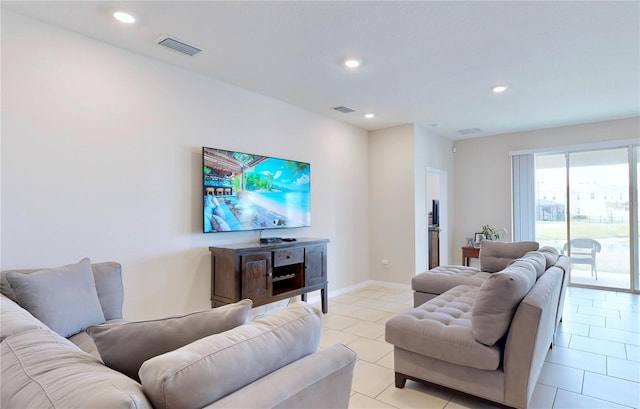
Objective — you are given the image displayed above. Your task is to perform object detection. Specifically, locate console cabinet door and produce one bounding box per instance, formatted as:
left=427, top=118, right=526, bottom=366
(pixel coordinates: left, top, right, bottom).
left=241, top=252, right=272, bottom=302
left=305, top=245, right=326, bottom=287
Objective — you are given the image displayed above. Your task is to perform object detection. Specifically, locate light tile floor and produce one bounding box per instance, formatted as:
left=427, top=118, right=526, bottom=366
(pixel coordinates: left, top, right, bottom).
left=312, top=284, right=640, bottom=409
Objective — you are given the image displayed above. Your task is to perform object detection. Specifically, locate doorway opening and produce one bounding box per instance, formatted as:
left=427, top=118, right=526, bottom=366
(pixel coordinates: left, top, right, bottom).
left=427, top=168, right=448, bottom=267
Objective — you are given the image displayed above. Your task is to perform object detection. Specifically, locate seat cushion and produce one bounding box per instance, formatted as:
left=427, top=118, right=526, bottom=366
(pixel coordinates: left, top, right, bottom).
left=479, top=241, right=539, bottom=272
left=5, top=259, right=106, bottom=338
left=0, top=328, right=151, bottom=409
left=139, top=301, right=323, bottom=409
left=385, top=285, right=502, bottom=371
left=86, top=299, right=252, bottom=381
left=412, top=266, right=490, bottom=295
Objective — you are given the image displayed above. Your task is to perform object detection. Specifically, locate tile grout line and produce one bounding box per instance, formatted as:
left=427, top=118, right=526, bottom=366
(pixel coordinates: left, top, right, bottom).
left=550, top=386, right=559, bottom=409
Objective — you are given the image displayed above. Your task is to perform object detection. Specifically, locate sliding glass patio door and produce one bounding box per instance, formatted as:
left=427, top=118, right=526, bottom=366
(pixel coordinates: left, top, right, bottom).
left=534, top=146, right=637, bottom=291
left=567, top=149, right=630, bottom=289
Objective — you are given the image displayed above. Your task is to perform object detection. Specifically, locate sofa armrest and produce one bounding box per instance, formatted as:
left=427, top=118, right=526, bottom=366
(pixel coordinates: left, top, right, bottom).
left=503, top=268, right=563, bottom=408
left=1, top=328, right=151, bottom=409
left=207, top=344, right=356, bottom=409
left=0, top=294, right=46, bottom=341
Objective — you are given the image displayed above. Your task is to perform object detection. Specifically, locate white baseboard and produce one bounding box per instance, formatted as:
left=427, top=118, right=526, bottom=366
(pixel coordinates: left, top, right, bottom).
left=304, top=280, right=412, bottom=304
left=248, top=280, right=412, bottom=319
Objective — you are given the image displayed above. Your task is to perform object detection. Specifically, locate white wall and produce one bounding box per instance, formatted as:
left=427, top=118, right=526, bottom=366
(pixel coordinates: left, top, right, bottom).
left=368, top=124, right=455, bottom=284
left=414, top=125, right=428, bottom=274
left=1, top=11, right=369, bottom=319
left=368, top=125, right=416, bottom=283
left=453, top=117, right=640, bottom=252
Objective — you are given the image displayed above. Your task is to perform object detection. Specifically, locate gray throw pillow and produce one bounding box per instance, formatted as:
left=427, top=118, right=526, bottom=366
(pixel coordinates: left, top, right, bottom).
left=6, top=258, right=106, bottom=338
left=471, top=264, right=536, bottom=346
left=86, top=299, right=253, bottom=381
left=2, top=261, right=124, bottom=321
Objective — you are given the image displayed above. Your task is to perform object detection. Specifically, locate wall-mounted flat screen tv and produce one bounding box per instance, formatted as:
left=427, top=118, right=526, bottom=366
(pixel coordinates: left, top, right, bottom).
left=203, top=147, right=311, bottom=233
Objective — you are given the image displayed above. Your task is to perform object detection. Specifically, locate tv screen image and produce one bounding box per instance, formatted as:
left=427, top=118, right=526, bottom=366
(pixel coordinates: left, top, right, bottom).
left=203, top=147, right=311, bottom=233
left=432, top=199, right=439, bottom=226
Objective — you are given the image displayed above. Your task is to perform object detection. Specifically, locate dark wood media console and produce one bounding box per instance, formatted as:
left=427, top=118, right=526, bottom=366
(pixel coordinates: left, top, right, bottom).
left=209, top=238, right=329, bottom=313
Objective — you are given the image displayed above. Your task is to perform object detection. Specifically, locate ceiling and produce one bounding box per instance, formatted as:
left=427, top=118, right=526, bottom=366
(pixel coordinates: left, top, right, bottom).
left=3, top=1, right=639, bottom=139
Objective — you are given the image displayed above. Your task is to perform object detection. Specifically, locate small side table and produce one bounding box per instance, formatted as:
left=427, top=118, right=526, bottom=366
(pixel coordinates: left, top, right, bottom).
left=461, top=246, right=480, bottom=266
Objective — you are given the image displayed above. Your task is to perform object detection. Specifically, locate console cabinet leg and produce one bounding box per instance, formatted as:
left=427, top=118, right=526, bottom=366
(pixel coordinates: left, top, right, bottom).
left=321, top=287, right=328, bottom=314
left=395, top=372, right=407, bottom=388
left=300, top=289, right=327, bottom=314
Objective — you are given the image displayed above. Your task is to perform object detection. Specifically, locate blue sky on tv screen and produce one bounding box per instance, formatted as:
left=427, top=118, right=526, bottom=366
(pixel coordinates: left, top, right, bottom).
left=245, top=157, right=310, bottom=192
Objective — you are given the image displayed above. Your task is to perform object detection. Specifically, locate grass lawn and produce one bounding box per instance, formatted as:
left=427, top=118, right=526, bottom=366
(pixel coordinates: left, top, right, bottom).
left=535, top=221, right=631, bottom=240
left=536, top=221, right=636, bottom=275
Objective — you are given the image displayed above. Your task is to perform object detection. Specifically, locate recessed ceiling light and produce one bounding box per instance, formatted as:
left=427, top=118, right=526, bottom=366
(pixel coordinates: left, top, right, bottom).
left=364, top=113, right=375, bottom=119
left=344, top=59, right=361, bottom=68
left=113, top=11, right=136, bottom=24
left=491, top=85, right=508, bottom=93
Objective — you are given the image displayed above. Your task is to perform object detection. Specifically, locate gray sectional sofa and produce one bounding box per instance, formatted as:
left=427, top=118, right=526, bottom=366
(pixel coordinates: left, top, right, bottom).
left=0, top=259, right=356, bottom=409
left=385, top=241, right=570, bottom=409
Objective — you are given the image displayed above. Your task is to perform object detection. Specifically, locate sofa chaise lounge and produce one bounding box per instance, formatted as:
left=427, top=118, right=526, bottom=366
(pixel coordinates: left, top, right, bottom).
left=385, top=242, right=570, bottom=409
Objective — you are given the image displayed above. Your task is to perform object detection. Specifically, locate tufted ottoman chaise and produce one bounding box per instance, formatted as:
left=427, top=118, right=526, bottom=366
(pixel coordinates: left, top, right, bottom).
left=412, top=265, right=489, bottom=306
left=412, top=241, right=540, bottom=306
left=385, top=245, right=571, bottom=409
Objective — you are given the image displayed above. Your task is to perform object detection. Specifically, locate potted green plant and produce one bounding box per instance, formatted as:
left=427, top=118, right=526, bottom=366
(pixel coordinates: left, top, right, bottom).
left=481, top=225, right=507, bottom=241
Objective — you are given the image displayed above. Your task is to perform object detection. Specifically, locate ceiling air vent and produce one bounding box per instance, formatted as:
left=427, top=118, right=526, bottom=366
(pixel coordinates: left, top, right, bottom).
left=457, top=128, right=483, bottom=135
left=157, top=35, right=202, bottom=56
left=333, top=105, right=355, bottom=114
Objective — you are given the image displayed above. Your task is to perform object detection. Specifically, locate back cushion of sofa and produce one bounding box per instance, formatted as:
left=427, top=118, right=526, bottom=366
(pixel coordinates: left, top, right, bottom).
left=510, top=252, right=547, bottom=278
left=554, top=255, right=572, bottom=273
left=480, top=241, right=539, bottom=273
left=472, top=264, right=537, bottom=346
left=139, top=302, right=322, bottom=409
left=90, top=262, right=125, bottom=320
left=539, top=246, right=561, bottom=269
left=1, top=328, right=152, bottom=409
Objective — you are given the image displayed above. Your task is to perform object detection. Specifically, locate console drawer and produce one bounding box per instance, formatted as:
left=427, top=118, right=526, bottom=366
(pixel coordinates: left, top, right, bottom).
left=273, top=248, right=304, bottom=267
